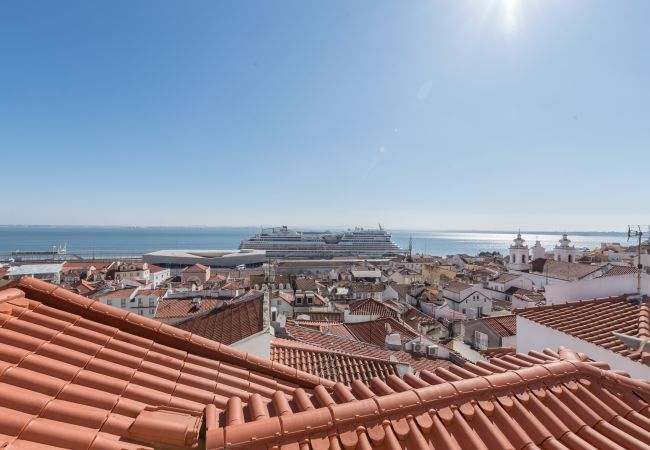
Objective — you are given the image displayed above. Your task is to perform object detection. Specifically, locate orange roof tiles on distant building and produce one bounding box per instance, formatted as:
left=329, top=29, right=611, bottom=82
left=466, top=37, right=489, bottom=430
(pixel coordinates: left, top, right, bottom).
left=136, top=288, right=167, bottom=297
left=443, top=280, right=474, bottom=293
left=176, top=293, right=265, bottom=345
left=182, top=263, right=209, bottom=272
left=482, top=314, right=517, bottom=337
left=285, top=320, right=452, bottom=375
left=96, top=287, right=138, bottom=299
left=297, top=310, right=344, bottom=322
left=348, top=298, right=400, bottom=319
left=0, top=278, right=649, bottom=449
left=154, top=297, right=220, bottom=321
left=601, top=265, right=641, bottom=277
left=344, top=317, right=419, bottom=346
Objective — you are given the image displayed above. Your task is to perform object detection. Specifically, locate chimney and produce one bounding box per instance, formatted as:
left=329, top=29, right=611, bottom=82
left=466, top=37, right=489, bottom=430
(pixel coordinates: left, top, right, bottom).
left=384, top=332, right=402, bottom=351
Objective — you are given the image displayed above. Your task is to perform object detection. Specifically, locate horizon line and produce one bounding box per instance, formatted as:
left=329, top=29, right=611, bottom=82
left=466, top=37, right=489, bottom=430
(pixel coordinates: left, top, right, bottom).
left=0, top=223, right=629, bottom=234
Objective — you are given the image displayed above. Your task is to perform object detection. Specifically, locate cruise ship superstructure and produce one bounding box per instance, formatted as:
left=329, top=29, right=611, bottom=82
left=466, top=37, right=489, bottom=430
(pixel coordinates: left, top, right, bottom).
left=239, top=226, right=406, bottom=259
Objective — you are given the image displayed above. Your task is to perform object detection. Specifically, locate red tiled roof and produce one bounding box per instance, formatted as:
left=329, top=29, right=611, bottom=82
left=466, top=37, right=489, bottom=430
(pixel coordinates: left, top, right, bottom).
left=271, top=338, right=398, bottom=386
left=285, top=321, right=452, bottom=375
left=344, top=318, right=418, bottom=346
left=402, top=307, right=437, bottom=328
left=518, top=295, right=650, bottom=366
left=483, top=314, right=517, bottom=337
left=209, top=346, right=650, bottom=450
left=601, top=265, right=640, bottom=277
left=480, top=345, right=517, bottom=359
left=292, top=321, right=356, bottom=339
left=348, top=298, right=400, bottom=319
left=135, top=289, right=167, bottom=297
left=177, top=294, right=265, bottom=345
left=295, top=278, right=318, bottom=291
left=1, top=278, right=649, bottom=450
left=96, top=287, right=137, bottom=299
left=294, top=311, right=344, bottom=322
left=62, top=261, right=111, bottom=271
left=443, top=280, right=473, bottom=294
left=182, top=263, right=209, bottom=273
left=148, top=264, right=167, bottom=273
left=71, top=279, right=99, bottom=295
left=492, top=273, right=521, bottom=283
left=154, top=298, right=220, bottom=320
left=0, top=278, right=333, bottom=450
left=530, top=259, right=604, bottom=281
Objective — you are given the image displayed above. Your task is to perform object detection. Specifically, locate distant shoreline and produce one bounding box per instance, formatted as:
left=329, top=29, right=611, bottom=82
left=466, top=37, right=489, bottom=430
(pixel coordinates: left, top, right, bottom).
left=0, top=224, right=626, bottom=234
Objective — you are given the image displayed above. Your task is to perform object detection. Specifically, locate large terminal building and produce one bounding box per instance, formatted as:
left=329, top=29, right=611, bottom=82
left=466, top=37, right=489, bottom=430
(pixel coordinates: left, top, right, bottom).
left=143, top=249, right=266, bottom=272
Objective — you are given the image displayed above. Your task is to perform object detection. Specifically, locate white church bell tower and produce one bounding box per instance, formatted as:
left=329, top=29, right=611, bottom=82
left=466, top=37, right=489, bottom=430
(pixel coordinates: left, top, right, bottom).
left=508, top=232, right=530, bottom=271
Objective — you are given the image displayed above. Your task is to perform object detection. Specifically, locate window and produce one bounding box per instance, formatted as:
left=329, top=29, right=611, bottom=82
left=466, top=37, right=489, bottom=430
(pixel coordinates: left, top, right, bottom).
left=474, top=331, right=488, bottom=350
left=121, top=299, right=126, bottom=308
left=307, top=296, right=313, bottom=304
left=521, top=254, right=526, bottom=263
left=106, top=300, right=112, bottom=306
left=296, top=297, right=302, bottom=305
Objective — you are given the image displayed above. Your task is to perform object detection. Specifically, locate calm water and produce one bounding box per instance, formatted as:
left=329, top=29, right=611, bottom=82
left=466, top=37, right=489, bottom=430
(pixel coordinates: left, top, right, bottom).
left=0, top=225, right=628, bottom=259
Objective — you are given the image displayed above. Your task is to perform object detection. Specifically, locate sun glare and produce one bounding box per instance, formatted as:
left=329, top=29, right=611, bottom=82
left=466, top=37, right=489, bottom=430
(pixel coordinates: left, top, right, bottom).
left=502, top=0, right=520, bottom=33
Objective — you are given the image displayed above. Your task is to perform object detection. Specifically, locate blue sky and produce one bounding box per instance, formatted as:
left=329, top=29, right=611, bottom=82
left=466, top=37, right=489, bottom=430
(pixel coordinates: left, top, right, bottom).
left=1, top=1, right=648, bottom=230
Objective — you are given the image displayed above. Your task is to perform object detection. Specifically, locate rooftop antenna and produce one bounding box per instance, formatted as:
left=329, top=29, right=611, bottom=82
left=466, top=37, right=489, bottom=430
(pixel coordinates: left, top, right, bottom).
left=627, top=225, right=648, bottom=297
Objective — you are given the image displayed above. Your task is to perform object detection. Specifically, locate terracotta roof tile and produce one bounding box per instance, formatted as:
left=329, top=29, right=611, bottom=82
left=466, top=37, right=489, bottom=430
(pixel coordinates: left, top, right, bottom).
left=344, top=318, right=418, bottom=346
left=348, top=298, right=400, bottom=319
left=176, top=294, right=265, bottom=345
left=443, top=280, right=473, bottom=294
left=492, top=273, right=521, bottom=283
left=182, top=263, right=209, bottom=273
left=271, top=338, right=398, bottom=386
left=530, top=259, right=604, bottom=281
left=295, top=278, right=318, bottom=291
left=518, top=295, right=650, bottom=366
left=480, top=345, right=517, bottom=359
left=154, top=298, right=220, bottom=320
left=96, top=287, right=137, bottom=299
left=601, top=265, right=640, bottom=277
left=207, top=346, right=650, bottom=450
left=2, top=279, right=649, bottom=450
left=482, top=314, right=517, bottom=337
left=285, top=320, right=452, bottom=374
left=0, top=278, right=334, bottom=449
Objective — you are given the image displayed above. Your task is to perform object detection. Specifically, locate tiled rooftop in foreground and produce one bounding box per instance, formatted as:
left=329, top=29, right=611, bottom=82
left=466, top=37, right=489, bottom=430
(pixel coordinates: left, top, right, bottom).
left=0, top=278, right=648, bottom=449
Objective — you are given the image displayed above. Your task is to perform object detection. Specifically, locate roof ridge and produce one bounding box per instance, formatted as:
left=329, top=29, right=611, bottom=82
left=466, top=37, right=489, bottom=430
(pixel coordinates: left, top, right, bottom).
left=287, top=320, right=396, bottom=352
left=271, top=338, right=402, bottom=366
left=206, top=360, right=650, bottom=449
left=9, top=277, right=335, bottom=390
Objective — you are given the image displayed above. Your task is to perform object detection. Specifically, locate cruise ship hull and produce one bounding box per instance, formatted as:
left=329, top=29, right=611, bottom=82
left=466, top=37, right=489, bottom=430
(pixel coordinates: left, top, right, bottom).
left=239, top=227, right=406, bottom=259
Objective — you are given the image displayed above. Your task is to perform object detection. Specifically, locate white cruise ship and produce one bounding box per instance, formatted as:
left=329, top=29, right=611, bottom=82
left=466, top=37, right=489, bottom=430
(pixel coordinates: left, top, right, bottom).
left=239, top=226, right=406, bottom=259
